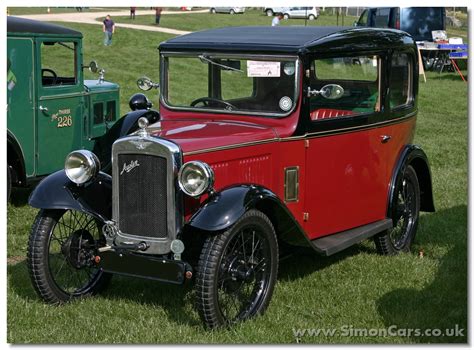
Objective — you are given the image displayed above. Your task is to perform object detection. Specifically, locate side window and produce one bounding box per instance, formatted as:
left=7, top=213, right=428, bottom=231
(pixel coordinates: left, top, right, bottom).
left=357, top=10, right=369, bottom=26
left=390, top=53, right=412, bottom=109
left=220, top=59, right=254, bottom=101
left=93, top=103, right=103, bottom=125
left=106, top=101, right=116, bottom=121
left=310, top=56, right=380, bottom=121
left=41, top=41, right=77, bottom=86
left=374, top=8, right=391, bottom=27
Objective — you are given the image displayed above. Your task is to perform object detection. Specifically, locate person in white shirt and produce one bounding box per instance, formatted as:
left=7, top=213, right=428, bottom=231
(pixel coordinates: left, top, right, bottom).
left=272, top=13, right=284, bottom=26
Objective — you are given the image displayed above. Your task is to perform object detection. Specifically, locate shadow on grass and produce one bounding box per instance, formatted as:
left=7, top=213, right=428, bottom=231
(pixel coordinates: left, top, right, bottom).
left=376, top=205, right=467, bottom=343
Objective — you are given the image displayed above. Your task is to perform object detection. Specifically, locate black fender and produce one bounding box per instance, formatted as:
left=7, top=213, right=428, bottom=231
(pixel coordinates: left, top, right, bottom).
left=93, top=109, right=160, bottom=173
left=28, top=170, right=112, bottom=222
left=388, top=144, right=435, bottom=215
left=187, top=185, right=311, bottom=247
left=7, top=130, right=26, bottom=186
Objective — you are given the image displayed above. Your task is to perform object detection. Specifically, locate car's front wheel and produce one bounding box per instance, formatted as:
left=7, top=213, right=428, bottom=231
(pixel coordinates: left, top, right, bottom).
left=27, top=209, right=111, bottom=304
left=266, top=9, right=273, bottom=16
left=210, top=8, right=216, bottom=14
left=308, top=14, right=316, bottom=20
left=230, top=9, right=235, bottom=15
left=374, top=165, right=420, bottom=254
left=283, top=13, right=290, bottom=19
left=195, top=210, right=279, bottom=328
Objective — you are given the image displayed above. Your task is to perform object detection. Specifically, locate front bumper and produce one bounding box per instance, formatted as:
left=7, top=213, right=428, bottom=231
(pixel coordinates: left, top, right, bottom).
left=98, top=250, right=192, bottom=285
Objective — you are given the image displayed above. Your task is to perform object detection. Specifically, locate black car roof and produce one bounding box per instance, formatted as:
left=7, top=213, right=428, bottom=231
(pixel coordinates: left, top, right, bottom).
left=159, top=26, right=415, bottom=55
left=7, top=16, right=82, bottom=38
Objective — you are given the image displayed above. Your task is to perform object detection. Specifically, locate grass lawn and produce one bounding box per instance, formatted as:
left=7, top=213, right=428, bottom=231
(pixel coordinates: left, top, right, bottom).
left=113, top=9, right=359, bottom=32
left=7, top=20, right=468, bottom=344
left=7, top=7, right=130, bottom=15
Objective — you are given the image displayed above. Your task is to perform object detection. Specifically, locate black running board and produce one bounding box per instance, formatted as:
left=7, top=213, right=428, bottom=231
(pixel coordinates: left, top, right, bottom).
left=310, top=219, right=393, bottom=256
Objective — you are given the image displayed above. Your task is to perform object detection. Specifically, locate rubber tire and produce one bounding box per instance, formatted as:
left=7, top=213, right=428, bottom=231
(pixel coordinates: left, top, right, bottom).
left=195, top=209, right=279, bottom=329
left=210, top=8, right=216, bottom=14
left=309, top=14, right=316, bottom=20
left=7, top=165, right=11, bottom=202
left=230, top=9, right=235, bottom=15
left=266, top=9, right=273, bottom=16
left=374, top=165, right=420, bottom=255
left=283, top=14, right=290, bottom=19
left=27, top=209, right=112, bottom=304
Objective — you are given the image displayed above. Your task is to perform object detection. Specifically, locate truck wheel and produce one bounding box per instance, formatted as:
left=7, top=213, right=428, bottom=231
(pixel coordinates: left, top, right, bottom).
left=195, top=210, right=278, bottom=328
left=308, top=14, right=316, bottom=20
left=266, top=9, right=273, bottom=16
left=27, top=209, right=111, bottom=304
left=374, top=165, right=420, bottom=255
left=230, top=9, right=235, bottom=15
left=210, top=8, right=216, bottom=14
left=7, top=165, right=11, bottom=201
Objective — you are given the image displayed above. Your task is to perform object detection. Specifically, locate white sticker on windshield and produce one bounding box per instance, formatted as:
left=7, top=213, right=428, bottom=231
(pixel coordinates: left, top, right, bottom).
left=247, top=61, right=281, bottom=77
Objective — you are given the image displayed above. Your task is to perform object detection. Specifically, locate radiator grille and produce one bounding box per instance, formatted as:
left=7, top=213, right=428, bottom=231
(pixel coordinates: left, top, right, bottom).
left=117, top=154, right=168, bottom=239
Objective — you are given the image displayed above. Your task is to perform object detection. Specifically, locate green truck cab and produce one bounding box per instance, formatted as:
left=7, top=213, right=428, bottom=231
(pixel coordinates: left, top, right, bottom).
left=7, top=17, right=120, bottom=197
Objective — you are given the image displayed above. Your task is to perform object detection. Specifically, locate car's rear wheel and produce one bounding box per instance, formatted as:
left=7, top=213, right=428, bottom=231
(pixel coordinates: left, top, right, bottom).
left=283, top=13, right=290, bottom=19
left=230, top=9, right=235, bottom=15
left=210, top=8, right=216, bottom=14
left=374, top=165, right=420, bottom=254
left=266, top=9, right=273, bottom=16
left=309, top=14, right=316, bottom=20
left=27, top=209, right=111, bottom=304
left=195, top=210, right=278, bottom=328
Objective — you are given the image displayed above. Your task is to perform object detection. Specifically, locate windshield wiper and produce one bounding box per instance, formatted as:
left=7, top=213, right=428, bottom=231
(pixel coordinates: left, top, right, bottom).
left=198, top=54, right=243, bottom=73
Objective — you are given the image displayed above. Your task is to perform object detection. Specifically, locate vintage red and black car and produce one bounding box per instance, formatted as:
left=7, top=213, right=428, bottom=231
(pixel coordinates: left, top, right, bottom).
left=27, top=26, right=434, bottom=329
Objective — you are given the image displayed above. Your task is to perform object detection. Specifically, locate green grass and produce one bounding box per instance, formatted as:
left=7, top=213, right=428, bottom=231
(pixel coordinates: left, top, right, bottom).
left=7, top=7, right=129, bottom=15
left=114, top=9, right=358, bottom=32
left=7, top=19, right=468, bottom=344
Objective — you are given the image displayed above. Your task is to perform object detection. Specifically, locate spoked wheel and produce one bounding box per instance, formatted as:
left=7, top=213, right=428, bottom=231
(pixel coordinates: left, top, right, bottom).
left=27, top=209, right=111, bottom=304
left=374, top=165, right=420, bottom=254
left=195, top=210, right=278, bottom=328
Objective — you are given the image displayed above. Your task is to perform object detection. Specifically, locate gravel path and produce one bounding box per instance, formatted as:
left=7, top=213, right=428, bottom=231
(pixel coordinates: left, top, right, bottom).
left=16, top=9, right=207, bottom=35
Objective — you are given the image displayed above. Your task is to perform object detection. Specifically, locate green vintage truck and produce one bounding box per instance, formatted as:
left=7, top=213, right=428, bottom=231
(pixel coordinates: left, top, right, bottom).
left=7, top=17, right=122, bottom=198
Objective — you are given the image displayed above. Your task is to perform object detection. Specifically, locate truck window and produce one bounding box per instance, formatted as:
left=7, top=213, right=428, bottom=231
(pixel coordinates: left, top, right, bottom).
left=106, top=101, right=116, bottom=122
left=41, top=41, right=77, bottom=86
left=357, top=10, right=369, bottom=26
left=400, top=7, right=445, bottom=41
left=374, top=8, right=391, bottom=27
left=389, top=53, right=412, bottom=109
left=310, top=56, right=380, bottom=121
left=94, top=102, right=104, bottom=124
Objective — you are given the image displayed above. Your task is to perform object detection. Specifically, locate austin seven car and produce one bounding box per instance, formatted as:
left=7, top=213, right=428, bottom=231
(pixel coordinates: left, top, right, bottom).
left=26, top=26, right=435, bottom=329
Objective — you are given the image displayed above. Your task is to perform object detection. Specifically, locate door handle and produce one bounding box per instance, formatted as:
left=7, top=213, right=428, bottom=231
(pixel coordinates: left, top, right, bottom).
left=381, top=135, right=392, bottom=143
left=39, top=105, right=48, bottom=113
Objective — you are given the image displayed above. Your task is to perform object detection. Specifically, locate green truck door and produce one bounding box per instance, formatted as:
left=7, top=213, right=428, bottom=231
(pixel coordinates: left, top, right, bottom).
left=36, top=39, right=84, bottom=176
left=7, top=37, right=36, bottom=177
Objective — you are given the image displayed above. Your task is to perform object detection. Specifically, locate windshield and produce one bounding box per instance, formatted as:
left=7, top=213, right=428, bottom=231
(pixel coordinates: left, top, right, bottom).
left=163, top=54, right=299, bottom=116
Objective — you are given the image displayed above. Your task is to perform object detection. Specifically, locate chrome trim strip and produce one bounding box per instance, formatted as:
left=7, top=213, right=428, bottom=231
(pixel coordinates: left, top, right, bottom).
left=183, top=113, right=417, bottom=156
left=111, top=135, right=183, bottom=255
left=160, top=52, right=301, bottom=118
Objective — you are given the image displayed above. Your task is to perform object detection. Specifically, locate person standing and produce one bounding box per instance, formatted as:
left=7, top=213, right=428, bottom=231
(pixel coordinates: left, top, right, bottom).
left=155, top=7, right=163, bottom=25
left=272, top=12, right=284, bottom=26
left=103, top=15, right=115, bottom=46
left=130, top=7, right=136, bottom=19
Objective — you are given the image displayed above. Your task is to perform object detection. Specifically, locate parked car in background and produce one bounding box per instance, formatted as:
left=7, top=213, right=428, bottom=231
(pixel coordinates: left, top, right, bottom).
left=263, top=7, right=289, bottom=16
left=283, top=7, right=319, bottom=20
left=6, top=17, right=120, bottom=199
left=27, top=25, right=434, bottom=329
left=210, top=7, right=245, bottom=15
left=355, top=7, right=446, bottom=42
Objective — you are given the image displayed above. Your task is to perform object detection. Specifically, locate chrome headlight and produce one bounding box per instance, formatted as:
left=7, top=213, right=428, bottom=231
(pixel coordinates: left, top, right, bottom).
left=64, top=150, right=100, bottom=185
left=178, top=161, right=214, bottom=197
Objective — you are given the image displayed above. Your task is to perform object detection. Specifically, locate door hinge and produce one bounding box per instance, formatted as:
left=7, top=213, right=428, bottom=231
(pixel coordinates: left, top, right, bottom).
left=304, top=139, right=310, bottom=148
left=303, top=212, right=309, bottom=221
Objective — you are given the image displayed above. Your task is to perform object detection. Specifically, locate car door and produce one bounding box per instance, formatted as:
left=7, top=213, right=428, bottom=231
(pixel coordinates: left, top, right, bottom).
left=304, top=54, right=390, bottom=240
left=35, top=38, right=85, bottom=176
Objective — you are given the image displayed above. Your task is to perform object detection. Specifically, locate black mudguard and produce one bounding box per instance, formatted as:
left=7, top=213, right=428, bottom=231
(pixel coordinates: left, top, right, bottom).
left=187, top=185, right=310, bottom=247
left=388, top=144, right=435, bottom=214
left=28, top=170, right=112, bottom=222
left=93, top=109, right=160, bottom=173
